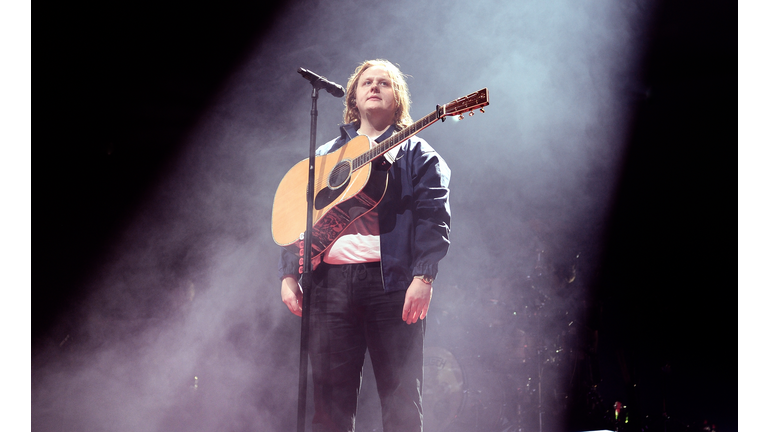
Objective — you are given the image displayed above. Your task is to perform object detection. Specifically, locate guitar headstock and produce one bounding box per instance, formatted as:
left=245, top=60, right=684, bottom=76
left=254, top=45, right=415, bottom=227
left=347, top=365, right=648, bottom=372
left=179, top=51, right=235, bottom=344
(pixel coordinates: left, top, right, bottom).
left=442, top=88, right=489, bottom=119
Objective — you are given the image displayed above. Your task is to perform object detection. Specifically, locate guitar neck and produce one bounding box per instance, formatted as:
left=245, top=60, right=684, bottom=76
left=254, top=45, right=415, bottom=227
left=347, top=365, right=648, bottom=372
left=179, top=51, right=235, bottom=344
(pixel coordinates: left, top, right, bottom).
left=348, top=87, right=488, bottom=171
left=351, top=106, right=444, bottom=171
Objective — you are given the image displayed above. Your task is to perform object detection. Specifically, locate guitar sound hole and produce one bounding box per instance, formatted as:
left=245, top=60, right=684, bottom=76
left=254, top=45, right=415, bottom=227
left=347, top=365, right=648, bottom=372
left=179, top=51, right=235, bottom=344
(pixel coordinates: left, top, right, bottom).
left=328, top=161, right=351, bottom=190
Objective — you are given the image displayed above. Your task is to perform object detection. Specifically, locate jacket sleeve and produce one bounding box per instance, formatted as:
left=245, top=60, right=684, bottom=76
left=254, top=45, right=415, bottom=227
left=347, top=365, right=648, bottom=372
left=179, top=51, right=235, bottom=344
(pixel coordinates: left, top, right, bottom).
left=409, top=142, right=451, bottom=279
left=278, top=247, right=300, bottom=281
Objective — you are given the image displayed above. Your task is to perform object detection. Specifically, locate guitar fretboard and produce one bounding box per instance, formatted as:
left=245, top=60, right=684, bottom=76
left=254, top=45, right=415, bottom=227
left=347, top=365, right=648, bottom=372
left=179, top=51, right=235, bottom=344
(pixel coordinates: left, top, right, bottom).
left=351, top=107, right=443, bottom=171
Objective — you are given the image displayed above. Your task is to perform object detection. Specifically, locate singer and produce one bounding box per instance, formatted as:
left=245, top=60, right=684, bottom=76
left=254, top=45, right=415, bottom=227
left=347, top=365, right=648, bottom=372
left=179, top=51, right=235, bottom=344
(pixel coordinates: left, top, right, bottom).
left=279, top=59, right=451, bottom=432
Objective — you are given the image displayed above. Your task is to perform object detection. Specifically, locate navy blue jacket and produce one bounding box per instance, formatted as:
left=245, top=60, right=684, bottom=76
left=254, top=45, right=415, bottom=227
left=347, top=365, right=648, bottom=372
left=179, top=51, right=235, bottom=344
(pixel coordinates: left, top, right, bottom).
left=278, top=123, right=451, bottom=292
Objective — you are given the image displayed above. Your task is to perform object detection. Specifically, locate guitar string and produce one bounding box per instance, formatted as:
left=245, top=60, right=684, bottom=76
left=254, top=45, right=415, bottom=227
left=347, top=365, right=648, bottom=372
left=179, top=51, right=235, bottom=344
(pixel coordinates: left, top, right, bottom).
left=312, top=111, right=439, bottom=193
left=310, top=90, right=486, bottom=193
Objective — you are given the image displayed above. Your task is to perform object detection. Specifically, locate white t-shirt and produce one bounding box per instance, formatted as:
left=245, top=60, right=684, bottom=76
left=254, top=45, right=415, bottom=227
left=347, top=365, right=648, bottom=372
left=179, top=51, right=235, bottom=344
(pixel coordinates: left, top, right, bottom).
left=323, top=210, right=381, bottom=264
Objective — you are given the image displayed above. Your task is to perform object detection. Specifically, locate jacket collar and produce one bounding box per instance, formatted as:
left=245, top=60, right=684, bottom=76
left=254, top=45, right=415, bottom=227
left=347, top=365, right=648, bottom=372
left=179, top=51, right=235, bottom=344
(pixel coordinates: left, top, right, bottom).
left=339, top=123, right=398, bottom=144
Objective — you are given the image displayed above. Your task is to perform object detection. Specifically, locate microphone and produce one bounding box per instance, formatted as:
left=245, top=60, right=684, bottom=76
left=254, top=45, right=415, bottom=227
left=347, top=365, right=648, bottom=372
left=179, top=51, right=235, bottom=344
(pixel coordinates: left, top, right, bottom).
left=298, top=68, right=345, bottom=98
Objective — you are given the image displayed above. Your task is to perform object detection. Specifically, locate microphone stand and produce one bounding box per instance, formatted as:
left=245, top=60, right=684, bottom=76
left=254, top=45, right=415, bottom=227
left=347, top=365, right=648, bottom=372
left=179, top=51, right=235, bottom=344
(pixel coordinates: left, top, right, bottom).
left=296, top=84, right=320, bottom=432
left=293, top=66, right=344, bottom=431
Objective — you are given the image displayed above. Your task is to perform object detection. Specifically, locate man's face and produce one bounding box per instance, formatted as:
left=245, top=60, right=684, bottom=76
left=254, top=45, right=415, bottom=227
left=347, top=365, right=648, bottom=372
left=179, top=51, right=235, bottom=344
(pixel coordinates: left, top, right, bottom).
left=355, top=65, right=397, bottom=122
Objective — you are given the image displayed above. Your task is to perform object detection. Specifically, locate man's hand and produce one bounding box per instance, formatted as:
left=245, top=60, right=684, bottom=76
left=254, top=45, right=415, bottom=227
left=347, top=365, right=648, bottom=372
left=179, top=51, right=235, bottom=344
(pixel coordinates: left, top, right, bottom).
left=281, top=276, right=303, bottom=317
left=402, top=278, right=433, bottom=324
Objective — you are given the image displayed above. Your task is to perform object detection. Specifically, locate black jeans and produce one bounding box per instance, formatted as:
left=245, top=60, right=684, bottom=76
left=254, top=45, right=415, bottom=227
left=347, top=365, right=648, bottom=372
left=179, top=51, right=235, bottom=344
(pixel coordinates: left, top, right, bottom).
left=309, top=262, right=425, bottom=432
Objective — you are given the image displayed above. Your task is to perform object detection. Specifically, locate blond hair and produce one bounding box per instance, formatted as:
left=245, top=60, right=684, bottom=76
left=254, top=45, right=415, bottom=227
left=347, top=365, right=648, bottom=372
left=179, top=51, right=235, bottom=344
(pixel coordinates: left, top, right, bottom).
left=343, top=59, right=413, bottom=130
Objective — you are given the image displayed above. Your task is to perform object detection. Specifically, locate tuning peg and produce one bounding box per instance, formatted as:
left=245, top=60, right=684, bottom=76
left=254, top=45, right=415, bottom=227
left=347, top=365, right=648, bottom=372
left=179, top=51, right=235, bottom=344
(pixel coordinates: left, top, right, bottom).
left=468, top=111, right=475, bottom=117
left=458, top=114, right=464, bottom=120
left=480, top=108, right=485, bottom=113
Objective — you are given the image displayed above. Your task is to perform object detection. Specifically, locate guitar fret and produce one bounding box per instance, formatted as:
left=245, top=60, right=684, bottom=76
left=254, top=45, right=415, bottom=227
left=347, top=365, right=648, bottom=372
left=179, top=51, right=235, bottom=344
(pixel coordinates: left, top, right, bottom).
left=351, top=111, right=439, bottom=172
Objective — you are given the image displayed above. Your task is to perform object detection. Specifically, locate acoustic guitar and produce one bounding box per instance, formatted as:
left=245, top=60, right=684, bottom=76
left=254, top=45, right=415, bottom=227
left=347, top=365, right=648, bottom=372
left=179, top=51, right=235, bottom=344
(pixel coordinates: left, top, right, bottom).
left=272, top=88, right=489, bottom=259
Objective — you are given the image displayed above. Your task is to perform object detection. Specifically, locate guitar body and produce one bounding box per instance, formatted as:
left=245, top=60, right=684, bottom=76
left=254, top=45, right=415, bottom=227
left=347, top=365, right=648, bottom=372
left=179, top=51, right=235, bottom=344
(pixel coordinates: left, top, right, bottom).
left=271, top=135, right=389, bottom=257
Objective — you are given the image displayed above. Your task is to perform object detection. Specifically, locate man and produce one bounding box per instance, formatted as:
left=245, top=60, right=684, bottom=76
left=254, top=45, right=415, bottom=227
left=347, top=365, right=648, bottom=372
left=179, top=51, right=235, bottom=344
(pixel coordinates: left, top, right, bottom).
left=279, top=59, right=451, bottom=432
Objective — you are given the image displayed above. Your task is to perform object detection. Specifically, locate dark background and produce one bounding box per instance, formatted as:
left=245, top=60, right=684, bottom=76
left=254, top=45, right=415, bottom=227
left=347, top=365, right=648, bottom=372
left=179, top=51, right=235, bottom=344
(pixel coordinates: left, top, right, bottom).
left=590, top=0, right=736, bottom=430
left=34, top=1, right=736, bottom=430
